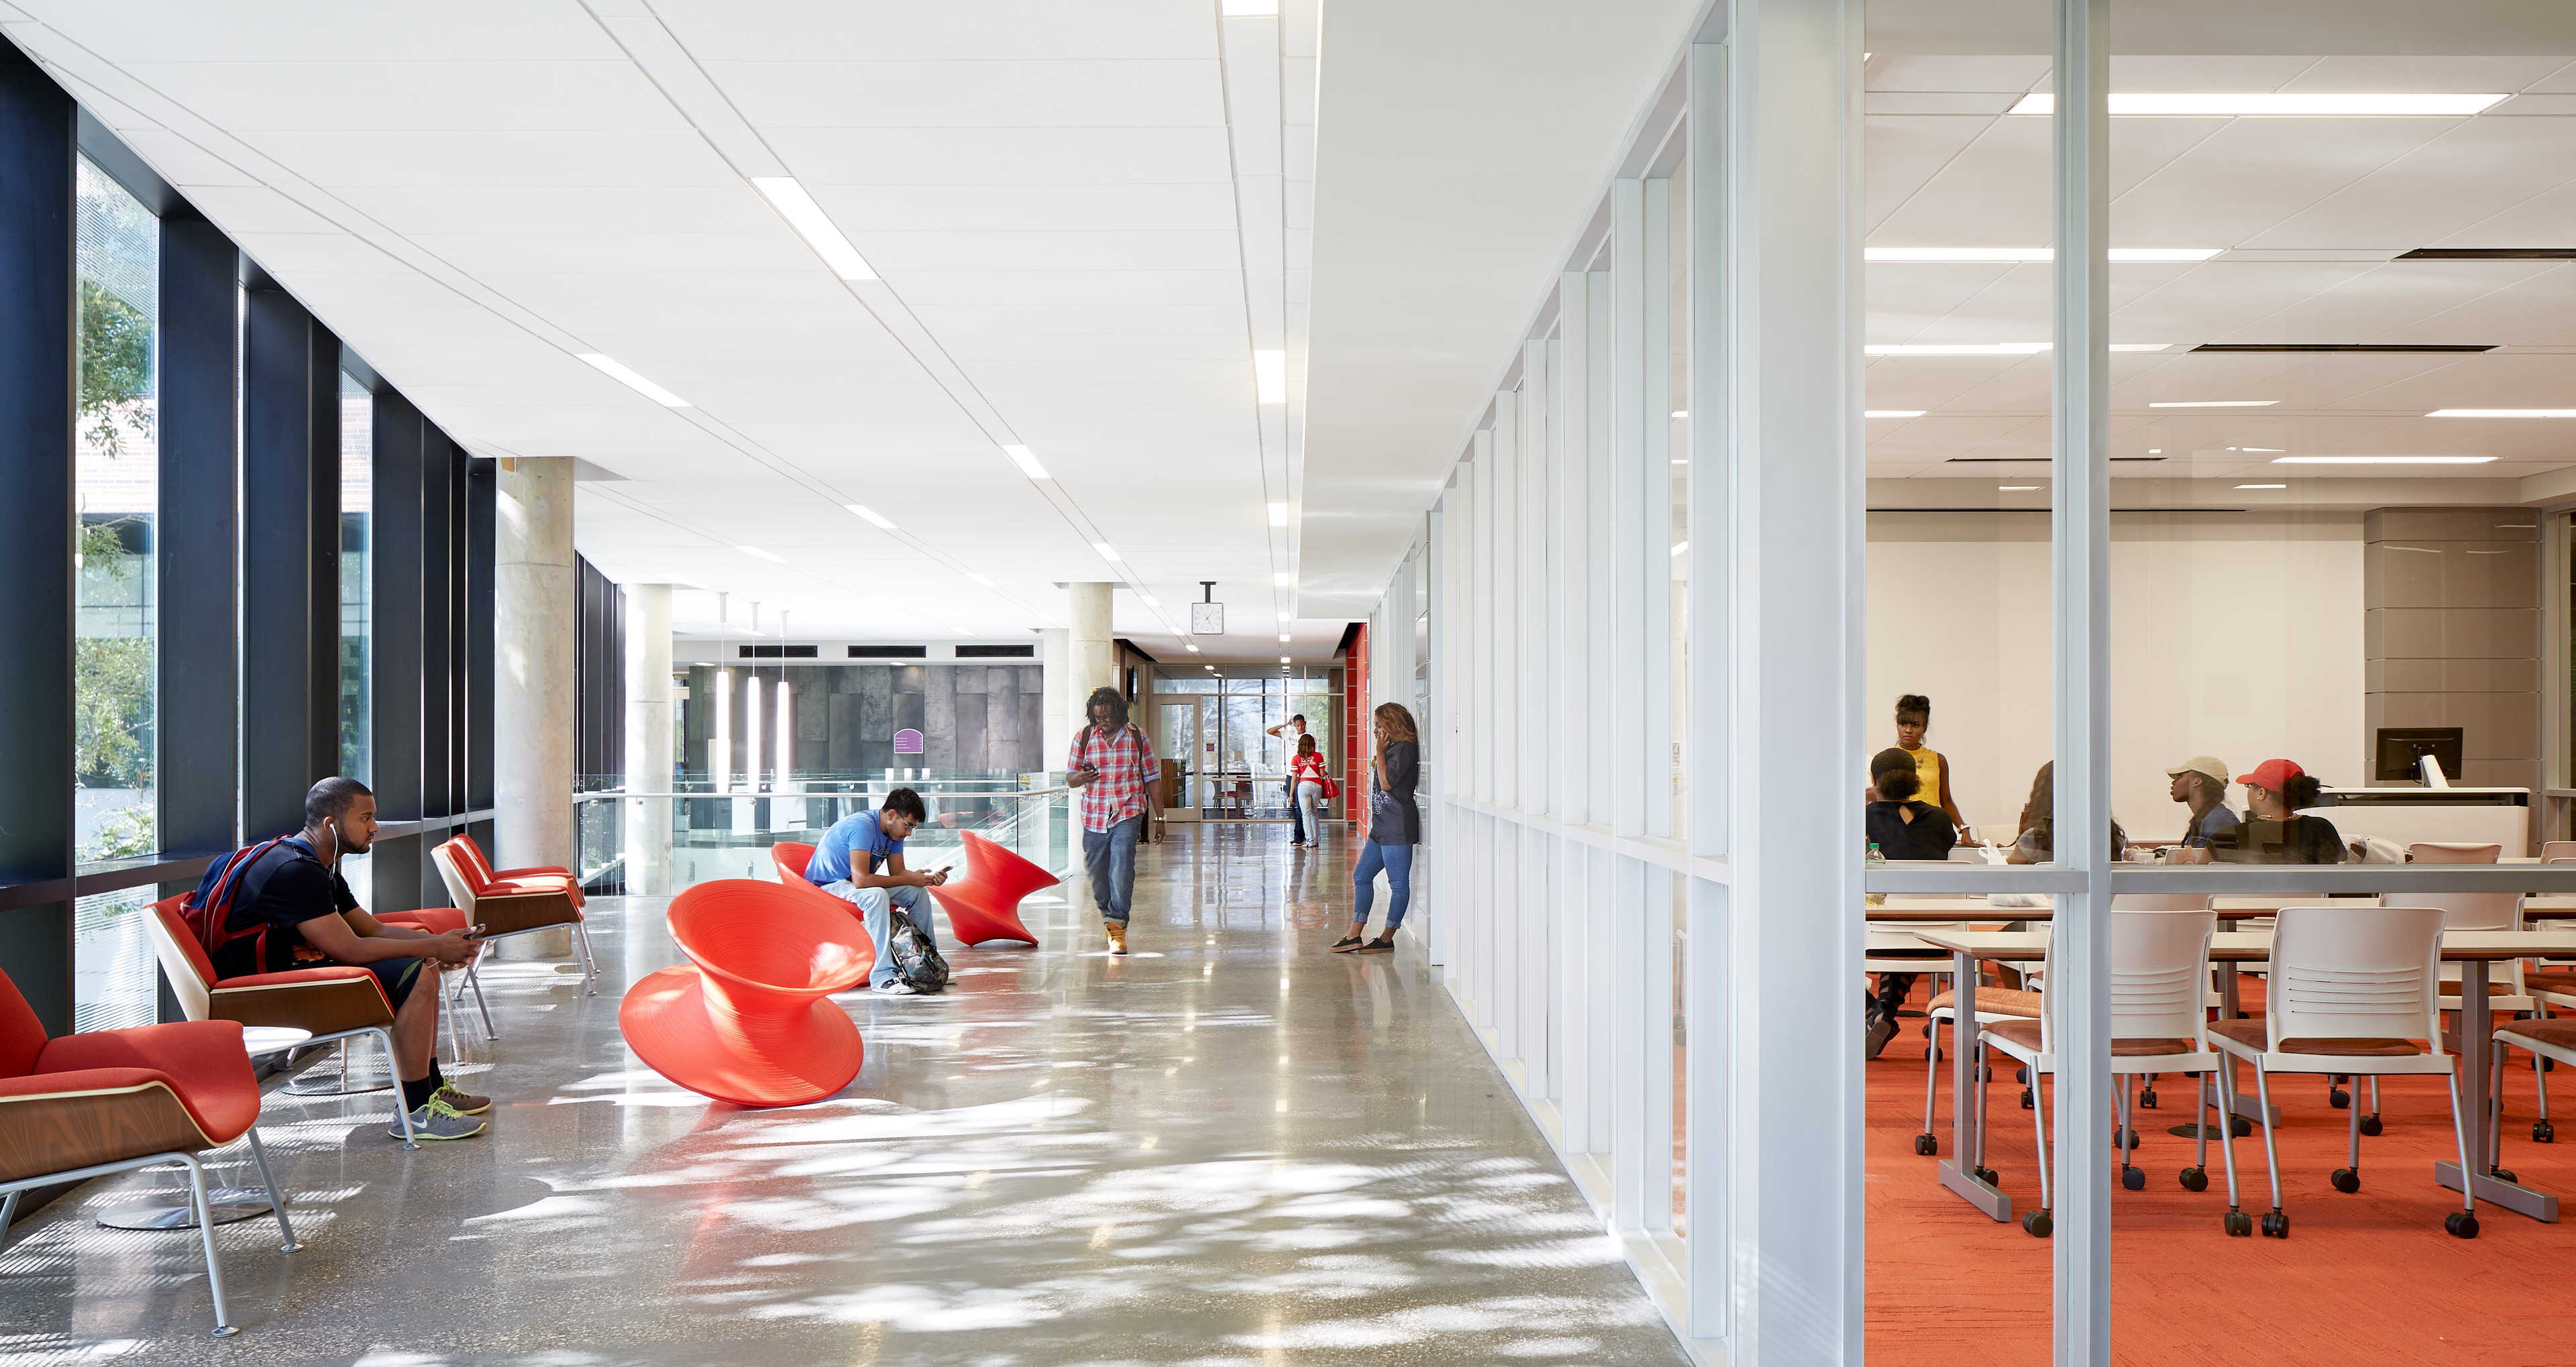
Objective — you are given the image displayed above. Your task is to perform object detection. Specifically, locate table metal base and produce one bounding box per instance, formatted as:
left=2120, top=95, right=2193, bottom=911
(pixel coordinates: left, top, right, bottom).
left=1938, top=1160, right=2012, bottom=1221
left=97, top=1189, right=276, bottom=1231
left=2435, top=1162, right=2561, bottom=1222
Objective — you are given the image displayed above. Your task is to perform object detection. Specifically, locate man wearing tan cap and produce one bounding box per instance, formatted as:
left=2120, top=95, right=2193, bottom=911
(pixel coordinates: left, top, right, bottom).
left=2165, top=755, right=2239, bottom=849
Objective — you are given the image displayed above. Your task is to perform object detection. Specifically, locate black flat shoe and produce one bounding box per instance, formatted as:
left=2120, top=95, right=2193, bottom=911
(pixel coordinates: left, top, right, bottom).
left=1357, top=935, right=1396, bottom=954
left=1330, top=934, right=1366, bottom=953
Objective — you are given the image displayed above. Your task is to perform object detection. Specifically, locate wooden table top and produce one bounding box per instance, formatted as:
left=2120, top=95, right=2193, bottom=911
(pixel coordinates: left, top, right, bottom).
left=1909, top=928, right=2576, bottom=963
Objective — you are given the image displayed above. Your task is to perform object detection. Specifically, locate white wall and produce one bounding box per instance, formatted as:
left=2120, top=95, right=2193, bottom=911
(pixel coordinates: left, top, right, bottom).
left=1865, top=515, right=2364, bottom=844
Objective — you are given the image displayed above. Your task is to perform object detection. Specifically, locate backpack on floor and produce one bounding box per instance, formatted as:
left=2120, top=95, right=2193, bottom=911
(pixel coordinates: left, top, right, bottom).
left=887, top=907, right=950, bottom=993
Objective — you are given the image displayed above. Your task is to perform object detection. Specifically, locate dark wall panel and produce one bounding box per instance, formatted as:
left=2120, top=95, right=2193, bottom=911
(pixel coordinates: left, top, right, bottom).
left=0, top=42, right=76, bottom=1031
left=466, top=454, right=493, bottom=810
left=371, top=394, right=424, bottom=822
left=157, top=216, right=238, bottom=857
left=240, top=288, right=336, bottom=836
left=419, top=433, right=452, bottom=817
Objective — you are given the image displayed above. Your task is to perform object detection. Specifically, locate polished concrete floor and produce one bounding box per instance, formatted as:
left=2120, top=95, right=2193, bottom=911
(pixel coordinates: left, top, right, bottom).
left=1, top=824, right=1688, bottom=1366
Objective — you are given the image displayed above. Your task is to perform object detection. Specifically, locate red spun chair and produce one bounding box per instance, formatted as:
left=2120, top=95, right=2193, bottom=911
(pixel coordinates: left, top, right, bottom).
left=619, top=879, right=871, bottom=1107
left=930, top=830, right=1055, bottom=947
left=768, top=843, right=881, bottom=977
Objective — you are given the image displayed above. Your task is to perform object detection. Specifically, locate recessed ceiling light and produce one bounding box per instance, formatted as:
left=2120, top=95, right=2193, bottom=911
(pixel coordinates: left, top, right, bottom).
left=2010, top=93, right=2507, bottom=117
left=749, top=176, right=877, bottom=280
left=1140, top=593, right=1159, bottom=606
left=1279, top=634, right=1290, bottom=642
left=967, top=572, right=995, bottom=587
left=1254, top=349, right=1287, bottom=404
left=2271, top=455, right=2496, bottom=464
left=2151, top=400, right=2276, bottom=408
left=2428, top=408, right=2576, bottom=418
left=1866, top=410, right=1928, bottom=418
left=1188, top=645, right=1201, bottom=654
left=1868, top=343, right=2050, bottom=356
left=737, top=545, right=786, bottom=563
left=1221, top=0, right=1279, bottom=13
left=843, top=504, right=895, bottom=529
left=1268, top=502, right=1289, bottom=527
left=1092, top=543, right=1122, bottom=562
left=1999, top=485, right=2041, bottom=491
left=1865, top=247, right=2220, bottom=264
left=2192, top=342, right=2495, bottom=353
left=1671, top=409, right=1688, bottom=418
left=1280, top=656, right=1291, bottom=664
left=1670, top=541, right=1688, bottom=556
left=2147, top=449, right=2162, bottom=454
left=1274, top=572, right=1295, bottom=586
left=576, top=353, right=689, bottom=407
left=1001, top=444, right=1050, bottom=479
left=2237, top=484, right=2288, bottom=489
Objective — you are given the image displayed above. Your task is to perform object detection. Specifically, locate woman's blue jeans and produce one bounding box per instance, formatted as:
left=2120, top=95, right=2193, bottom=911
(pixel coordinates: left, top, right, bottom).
left=1352, top=840, right=1414, bottom=930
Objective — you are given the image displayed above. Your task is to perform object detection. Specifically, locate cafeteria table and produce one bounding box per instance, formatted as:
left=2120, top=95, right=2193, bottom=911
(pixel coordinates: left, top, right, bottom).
left=1905, top=926, right=2576, bottom=1225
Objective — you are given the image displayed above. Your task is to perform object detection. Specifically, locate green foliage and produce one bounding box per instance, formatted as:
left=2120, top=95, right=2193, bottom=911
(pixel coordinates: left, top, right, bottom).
left=77, top=276, right=153, bottom=459
left=75, top=635, right=153, bottom=789
left=82, top=805, right=156, bottom=863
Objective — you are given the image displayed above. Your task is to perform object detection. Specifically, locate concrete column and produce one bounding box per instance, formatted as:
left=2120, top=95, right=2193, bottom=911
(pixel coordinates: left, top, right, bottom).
left=1068, top=583, right=1114, bottom=740
left=623, top=583, right=674, bottom=895
left=1038, top=626, right=1070, bottom=769
left=493, top=456, right=575, bottom=958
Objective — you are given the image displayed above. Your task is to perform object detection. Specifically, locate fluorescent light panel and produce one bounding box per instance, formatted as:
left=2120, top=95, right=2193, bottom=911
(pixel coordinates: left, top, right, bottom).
left=2010, top=92, right=2506, bottom=117
left=737, top=545, right=786, bottom=563
left=2151, top=400, right=2276, bottom=407
left=967, top=572, right=995, bottom=587
left=1866, top=410, right=1927, bottom=418
left=2237, top=484, right=2288, bottom=489
left=843, top=504, right=895, bottom=529
left=1998, top=485, right=2041, bottom=490
left=2271, top=455, right=2496, bottom=464
left=1001, top=444, right=1049, bottom=480
left=1268, top=502, right=1289, bottom=527
left=1866, top=246, right=2220, bottom=264
left=1273, top=571, right=1295, bottom=586
left=1254, top=349, right=1287, bottom=404
left=1867, top=343, right=2169, bottom=356
left=749, top=177, right=877, bottom=280
left=1092, top=543, right=1122, bottom=562
left=576, top=353, right=688, bottom=407
left=2428, top=409, right=2576, bottom=418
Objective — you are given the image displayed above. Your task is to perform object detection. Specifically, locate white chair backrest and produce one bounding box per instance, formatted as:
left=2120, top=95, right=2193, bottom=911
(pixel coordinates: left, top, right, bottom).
left=143, top=905, right=213, bottom=1023
left=430, top=842, right=479, bottom=910
left=2410, top=842, right=2501, bottom=865
left=2110, top=908, right=2216, bottom=1044
left=2414, top=889, right=2521, bottom=934
left=2111, top=893, right=2210, bottom=913
left=2267, top=904, right=2443, bottom=1046
left=2542, top=840, right=2576, bottom=864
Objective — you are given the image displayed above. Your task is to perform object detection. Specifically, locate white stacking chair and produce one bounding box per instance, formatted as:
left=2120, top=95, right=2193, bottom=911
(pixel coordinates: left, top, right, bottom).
left=1911, top=881, right=2042, bottom=1160
left=2512, top=853, right=2576, bottom=1142
left=1974, top=908, right=2222, bottom=1238
left=2208, top=904, right=2481, bottom=1240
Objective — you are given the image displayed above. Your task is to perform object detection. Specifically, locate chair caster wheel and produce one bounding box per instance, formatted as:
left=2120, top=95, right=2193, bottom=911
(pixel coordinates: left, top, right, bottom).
left=2446, top=1211, right=2479, bottom=1239
left=2016, top=1067, right=2031, bottom=1084
left=1974, top=1166, right=1998, bottom=1186
left=2111, top=1126, right=2137, bottom=1151
left=1914, top=1134, right=1938, bottom=1156
left=2330, top=1168, right=2359, bottom=1194
left=2023, top=1210, right=2052, bottom=1238
left=2491, top=1167, right=2518, bottom=1185
left=2122, top=1166, right=2146, bottom=1191
left=2260, top=1210, right=2288, bottom=1239
left=2140, top=1088, right=2159, bottom=1109
left=2329, top=1089, right=2350, bottom=1110
left=2535, top=1121, right=2555, bottom=1144
left=2546, top=1056, right=2556, bottom=1073
left=2359, top=1115, right=2383, bottom=1137
left=2231, top=1117, right=2253, bottom=1138
left=2224, top=1209, right=2253, bottom=1237
left=2179, top=1166, right=2208, bottom=1193
left=2021, top=1087, right=2035, bottom=1110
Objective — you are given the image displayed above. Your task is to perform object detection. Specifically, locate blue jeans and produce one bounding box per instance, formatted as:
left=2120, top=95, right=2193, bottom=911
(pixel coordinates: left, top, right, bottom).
left=821, top=880, right=937, bottom=990
left=1352, top=840, right=1413, bottom=931
left=1286, top=778, right=1306, bottom=842
left=1082, top=816, right=1144, bottom=924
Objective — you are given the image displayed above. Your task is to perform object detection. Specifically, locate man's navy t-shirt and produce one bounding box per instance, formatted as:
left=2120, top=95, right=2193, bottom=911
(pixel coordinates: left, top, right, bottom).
left=805, top=811, right=904, bottom=885
left=215, top=837, right=360, bottom=977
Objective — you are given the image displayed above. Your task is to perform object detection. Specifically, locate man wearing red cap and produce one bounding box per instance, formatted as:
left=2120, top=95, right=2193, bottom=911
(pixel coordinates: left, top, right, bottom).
left=2210, top=758, right=2347, bottom=864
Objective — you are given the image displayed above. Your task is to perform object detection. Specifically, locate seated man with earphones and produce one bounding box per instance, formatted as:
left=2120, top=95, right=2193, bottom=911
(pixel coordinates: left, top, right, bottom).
left=207, top=777, right=490, bottom=1141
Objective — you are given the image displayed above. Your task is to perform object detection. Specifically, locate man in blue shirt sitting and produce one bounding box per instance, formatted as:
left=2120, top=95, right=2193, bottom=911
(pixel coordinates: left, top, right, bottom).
left=804, top=787, right=949, bottom=995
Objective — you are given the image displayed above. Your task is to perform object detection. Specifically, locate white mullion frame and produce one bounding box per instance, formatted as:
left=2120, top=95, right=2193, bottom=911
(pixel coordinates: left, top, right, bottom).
left=1611, top=855, right=1651, bottom=1227
left=1611, top=178, right=1649, bottom=842
left=1525, top=341, right=1553, bottom=820
left=1643, top=175, right=1678, bottom=842
left=1492, top=394, right=1521, bottom=816
left=1588, top=262, right=1615, bottom=830
left=1644, top=866, right=1680, bottom=1236
left=1426, top=494, right=1450, bottom=970
left=1556, top=284, right=1591, bottom=833
left=1470, top=432, right=1492, bottom=808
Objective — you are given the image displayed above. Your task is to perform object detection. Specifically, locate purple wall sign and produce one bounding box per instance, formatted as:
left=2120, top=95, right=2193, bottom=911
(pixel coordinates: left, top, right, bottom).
left=894, top=728, right=924, bottom=755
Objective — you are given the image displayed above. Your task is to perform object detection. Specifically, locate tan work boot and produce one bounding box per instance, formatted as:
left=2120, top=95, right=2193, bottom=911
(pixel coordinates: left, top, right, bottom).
left=1104, top=920, right=1128, bottom=955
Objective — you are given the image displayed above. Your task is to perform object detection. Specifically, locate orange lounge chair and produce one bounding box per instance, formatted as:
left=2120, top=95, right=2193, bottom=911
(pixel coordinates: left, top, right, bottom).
left=620, top=879, right=871, bottom=1107
left=930, top=830, right=1054, bottom=947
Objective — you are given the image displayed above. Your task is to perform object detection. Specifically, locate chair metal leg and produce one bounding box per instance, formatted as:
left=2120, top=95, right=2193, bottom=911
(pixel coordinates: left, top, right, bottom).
left=1922, top=1009, right=1944, bottom=1136
left=0, top=1189, right=18, bottom=1241
left=2253, top=1066, right=2284, bottom=1212
left=2446, top=1069, right=2479, bottom=1216
left=2347, top=1077, right=2363, bottom=1171
left=466, top=961, right=496, bottom=1037
left=573, top=918, right=599, bottom=997
left=1974, top=1040, right=1991, bottom=1170
left=241, top=1128, right=300, bottom=1253
left=2031, top=1069, right=2053, bottom=1213
left=2214, top=1064, right=2243, bottom=1208
left=181, top=1156, right=238, bottom=1337
left=377, top=1027, right=418, bottom=1150
left=2491, top=1046, right=2508, bottom=1169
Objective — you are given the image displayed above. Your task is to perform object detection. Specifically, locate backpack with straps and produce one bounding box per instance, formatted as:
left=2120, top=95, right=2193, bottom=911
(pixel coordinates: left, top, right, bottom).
left=179, top=834, right=300, bottom=975
left=885, top=904, right=950, bottom=993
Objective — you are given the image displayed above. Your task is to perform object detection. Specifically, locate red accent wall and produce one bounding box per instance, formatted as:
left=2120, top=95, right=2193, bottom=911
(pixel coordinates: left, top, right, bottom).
left=1342, top=624, right=1368, bottom=823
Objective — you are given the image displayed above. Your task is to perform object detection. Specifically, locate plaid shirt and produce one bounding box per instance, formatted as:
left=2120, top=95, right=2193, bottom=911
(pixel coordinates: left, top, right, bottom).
left=1069, top=722, right=1158, bottom=831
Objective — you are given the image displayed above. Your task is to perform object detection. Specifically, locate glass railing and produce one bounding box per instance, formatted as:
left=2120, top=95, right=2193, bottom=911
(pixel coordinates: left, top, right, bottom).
left=572, top=771, right=1071, bottom=894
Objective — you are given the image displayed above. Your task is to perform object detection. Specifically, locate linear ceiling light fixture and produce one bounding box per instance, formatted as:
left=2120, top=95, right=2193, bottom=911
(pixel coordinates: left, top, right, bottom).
left=576, top=353, right=688, bottom=407
left=737, top=545, right=787, bottom=563
left=2237, top=483, right=2288, bottom=489
left=1092, top=543, right=1122, bottom=562
left=967, top=572, right=996, bottom=587
left=2010, top=93, right=2507, bottom=117
left=1868, top=343, right=2168, bottom=356
left=2192, top=343, right=2496, bottom=353
left=2150, top=400, right=2276, bottom=408
left=1273, top=571, right=1295, bottom=586
left=1866, top=247, right=2220, bottom=264
left=1000, top=444, right=1049, bottom=479
left=1268, top=502, right=1289, bottom=527
left=749, top=176, right=877, bottom=280
left=2428, top=408, right=2576, bottom=418
left=844, top=504, right=896, bottom=529
left=2396, top=248, right=2576, bottom=260
left=1866, top=410, right=1928, bottom=418
left=1254, top=349, right=1287, bottom=404
left=2271, top=455, right=2496, bottom=464
left=1998, top=485, right=2041, bottom=491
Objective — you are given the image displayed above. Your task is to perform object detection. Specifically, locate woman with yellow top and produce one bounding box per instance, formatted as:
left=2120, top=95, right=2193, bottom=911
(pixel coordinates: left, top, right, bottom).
left=1893, top=694, right=1966, bottom=835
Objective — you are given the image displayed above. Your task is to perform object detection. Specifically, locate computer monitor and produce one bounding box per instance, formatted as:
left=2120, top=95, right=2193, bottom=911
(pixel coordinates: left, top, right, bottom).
left=2374, top=727, right=2463, bottom=783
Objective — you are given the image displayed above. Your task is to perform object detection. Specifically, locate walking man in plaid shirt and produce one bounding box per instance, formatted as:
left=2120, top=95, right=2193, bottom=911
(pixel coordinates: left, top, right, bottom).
left=1067, top=686, right=1163, bottom=954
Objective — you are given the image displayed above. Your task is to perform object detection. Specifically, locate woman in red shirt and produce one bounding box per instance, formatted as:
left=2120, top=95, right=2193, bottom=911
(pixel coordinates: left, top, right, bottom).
left=1288, top=734, right=1331, bottom=848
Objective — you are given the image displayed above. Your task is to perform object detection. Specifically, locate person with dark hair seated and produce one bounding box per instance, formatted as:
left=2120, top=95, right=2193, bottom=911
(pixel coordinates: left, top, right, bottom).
left=2209, top=759, right=2347, bottom=864
left=1864, top=749, right=1955, bottom=1058
left=806, top=786, right=949, bottom=995
left=215, top=777, right=489, bottom=1139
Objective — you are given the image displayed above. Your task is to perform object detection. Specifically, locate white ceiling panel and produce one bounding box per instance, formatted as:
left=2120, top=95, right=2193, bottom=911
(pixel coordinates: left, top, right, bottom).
left=653, top=0, right=1213, bottom=65
left=27, top=1, right=620, bottom=64
left=707, top=59, right=1223, bottom=129
left=812, top=182, right=1242, bottom=234
left=766, top=127, right=1234, bottom=186
left=861, top=229, right=1244, bottom=273
left=400, top=229, right=818, bottom=276
left=240, top=130, right=741, bottom=188
left=117, top=61, right=685, bottom=133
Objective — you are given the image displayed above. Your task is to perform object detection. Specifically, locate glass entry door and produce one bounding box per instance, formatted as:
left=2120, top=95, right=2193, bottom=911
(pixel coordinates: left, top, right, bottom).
left=1157, top=702, right=1200, bottom=816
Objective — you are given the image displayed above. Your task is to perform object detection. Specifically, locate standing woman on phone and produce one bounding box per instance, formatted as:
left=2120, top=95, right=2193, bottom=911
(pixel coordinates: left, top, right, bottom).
left=1335, top=703, right=1420, bottom=954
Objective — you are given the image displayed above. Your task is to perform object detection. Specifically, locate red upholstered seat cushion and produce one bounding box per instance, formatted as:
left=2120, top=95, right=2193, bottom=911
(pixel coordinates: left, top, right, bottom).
left=215, top=965, right=380, bottom=991
left=2524, top=970, right=2576, bottom=996
left=0, top=969, right=48, bottom=1080
left=152, top=896, right=221, bottom=992
left=32, top=1021, right=262, bottom=1143
left=380, top=908, right=468, bottom=934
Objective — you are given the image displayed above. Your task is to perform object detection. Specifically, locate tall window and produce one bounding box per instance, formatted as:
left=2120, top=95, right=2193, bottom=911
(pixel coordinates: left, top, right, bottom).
left=340, top=371, right=372, bottom=783
left=72, top=156, right=159, bottom=1029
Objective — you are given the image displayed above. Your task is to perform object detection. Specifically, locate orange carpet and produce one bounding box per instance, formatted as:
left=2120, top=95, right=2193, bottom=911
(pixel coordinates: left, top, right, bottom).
left=1865, top=975, right=2576, bottom=1364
